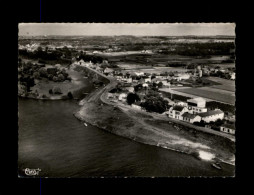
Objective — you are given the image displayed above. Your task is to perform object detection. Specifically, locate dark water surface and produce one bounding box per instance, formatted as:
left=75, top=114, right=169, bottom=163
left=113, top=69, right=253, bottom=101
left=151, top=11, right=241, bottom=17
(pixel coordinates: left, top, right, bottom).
left=18, top=98, right=234, bottom=177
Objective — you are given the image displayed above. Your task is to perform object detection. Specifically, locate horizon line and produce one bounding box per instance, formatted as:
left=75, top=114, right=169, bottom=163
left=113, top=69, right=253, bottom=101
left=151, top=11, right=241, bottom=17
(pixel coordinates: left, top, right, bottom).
left=19, top=34, right=236, bottom=37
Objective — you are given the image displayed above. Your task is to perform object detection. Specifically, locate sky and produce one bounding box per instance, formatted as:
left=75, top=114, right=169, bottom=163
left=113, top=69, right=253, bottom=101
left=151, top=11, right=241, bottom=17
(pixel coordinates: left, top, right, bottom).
left=19, top=23, right=235, bottom=36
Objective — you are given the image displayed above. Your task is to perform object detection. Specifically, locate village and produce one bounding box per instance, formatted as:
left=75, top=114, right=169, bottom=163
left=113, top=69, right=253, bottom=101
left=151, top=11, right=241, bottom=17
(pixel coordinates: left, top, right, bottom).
left=75, top=58, right=235, bottom=136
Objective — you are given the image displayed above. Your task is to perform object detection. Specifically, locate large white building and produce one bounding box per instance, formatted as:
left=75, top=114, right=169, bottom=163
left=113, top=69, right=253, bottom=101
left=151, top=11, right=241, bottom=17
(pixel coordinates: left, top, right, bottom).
left=168, top=97, right=224, bottom=124
left=182, top=113, right=201, bottom=124
left=198, top=109, right=224, bottom=123
left=168, top=105, right=189, bottom=120
left=187, top=97, right=207, bottom=114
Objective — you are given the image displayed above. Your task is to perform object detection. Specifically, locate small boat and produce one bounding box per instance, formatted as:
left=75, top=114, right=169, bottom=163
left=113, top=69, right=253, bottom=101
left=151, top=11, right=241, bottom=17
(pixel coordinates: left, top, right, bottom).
left=84, top=123, right=88, bottom=127
left=211, top=162, right=222, bottom=170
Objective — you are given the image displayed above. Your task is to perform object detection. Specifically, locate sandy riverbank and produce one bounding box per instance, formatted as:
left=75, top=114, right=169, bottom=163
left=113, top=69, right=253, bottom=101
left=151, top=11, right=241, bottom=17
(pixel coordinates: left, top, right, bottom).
left=74, top=97, right=235, bottom=166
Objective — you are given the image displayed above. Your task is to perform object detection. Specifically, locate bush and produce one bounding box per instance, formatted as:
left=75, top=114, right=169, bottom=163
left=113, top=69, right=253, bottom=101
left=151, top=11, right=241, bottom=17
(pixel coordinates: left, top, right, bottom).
left=52, top=87, right=62, bottom=94
left=53, top=76, right=58, bottom=82
left=33, top=72, right=40, bottom=79
left=39, top=68, right=48, bottom=78
left=58, top=74, right=65, bottom=81
left=67, top=92, right=73, bottom=99
left=127, top=93, right=140, bottom=105
left=48, top=74, right=53, bottom=80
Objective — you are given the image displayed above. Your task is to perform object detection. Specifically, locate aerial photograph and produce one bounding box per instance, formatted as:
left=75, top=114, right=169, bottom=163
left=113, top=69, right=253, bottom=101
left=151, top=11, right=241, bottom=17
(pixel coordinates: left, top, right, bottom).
left=18, top=23, right=236, bottom=177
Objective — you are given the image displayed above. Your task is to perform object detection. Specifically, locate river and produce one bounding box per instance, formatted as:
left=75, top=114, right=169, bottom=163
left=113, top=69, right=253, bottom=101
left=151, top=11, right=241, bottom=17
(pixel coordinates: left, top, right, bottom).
left=18, top=97, right=234, bottom=177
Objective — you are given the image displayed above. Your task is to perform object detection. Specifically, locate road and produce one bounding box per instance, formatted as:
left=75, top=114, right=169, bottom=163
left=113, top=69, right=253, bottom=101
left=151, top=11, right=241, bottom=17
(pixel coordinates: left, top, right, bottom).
left=77, top=63, right=235, bottom=142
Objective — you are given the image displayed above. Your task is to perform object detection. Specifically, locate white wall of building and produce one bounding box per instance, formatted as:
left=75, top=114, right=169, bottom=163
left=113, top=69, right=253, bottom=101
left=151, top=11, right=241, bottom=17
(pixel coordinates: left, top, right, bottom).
left=201, top=113, right=224, bottom=123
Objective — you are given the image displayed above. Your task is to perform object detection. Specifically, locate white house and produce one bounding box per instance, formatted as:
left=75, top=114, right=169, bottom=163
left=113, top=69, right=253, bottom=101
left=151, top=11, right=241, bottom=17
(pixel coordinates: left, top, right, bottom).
left=175, top=101, right=188, bottom=107
left=107, top=93, right=114, bottom=99
left=187, top=97, right=207, bottom=114
left=152, top=78, right=163, bottom=83
left=220, top=123, right=235, bottom=135
left=182, top=113, right=201, bottom=124
left=161, top=80, right=171, bottom=87
left=125, top=87, right=135, bottom=93
left=198, top=109, right=224, bottom=123
left=118, top=93, right=127, bottom=101
left=142, top=83, right=149, bottom=88
left=144, top=77, right=151, bottom=83
left=123, top=77, right=132, bottom=83
left=135, top=72, right=144, bottom=76
left=230, top=72, right=235, bottom=80
left=168, top=105, right=189, bottom=120
left=174, top=73, right=190, bottom=81
left=104, top=67, right=114, bottom=74
left=131, top=102, right=142, bottom=110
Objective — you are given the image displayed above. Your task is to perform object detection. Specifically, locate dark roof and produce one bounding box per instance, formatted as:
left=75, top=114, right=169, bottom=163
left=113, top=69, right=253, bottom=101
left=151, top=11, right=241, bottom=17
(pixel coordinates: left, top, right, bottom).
left=221, top=123, right=235, bottom=130
left=182, top=112, right=199, bottom=119
left=173, top=105, right=184, bottom=112
left=198, top=110, right=224, bottom=117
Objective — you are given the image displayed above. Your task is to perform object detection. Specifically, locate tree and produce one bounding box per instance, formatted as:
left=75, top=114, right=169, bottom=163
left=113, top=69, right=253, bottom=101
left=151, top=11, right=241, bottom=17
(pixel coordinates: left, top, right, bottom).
left=58, top=74, right=65, bottom=81
left=134, top=84, right=143, bottom=92
left=52, top=87, right=62, bottom=94
left=214, top=119, right=223, bottom=126
left=48, top=74, right=53, bottom=80
left=33, top=72, right=40, bottom=79
left=127, top=93, right=140, bottom=105
left=67, top=92, right=73, bottom=99
left=39, top=68, right=48, bottom=78
left=141, top=95, right=169, bottom=114
left=158, top=82, right=163, bottom=88
left=53, top=76, right=58, bottom=82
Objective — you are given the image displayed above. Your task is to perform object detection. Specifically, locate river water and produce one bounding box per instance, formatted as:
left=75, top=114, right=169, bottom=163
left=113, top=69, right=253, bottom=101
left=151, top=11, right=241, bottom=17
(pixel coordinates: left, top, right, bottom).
left=18, top=97, right=234, bottom=177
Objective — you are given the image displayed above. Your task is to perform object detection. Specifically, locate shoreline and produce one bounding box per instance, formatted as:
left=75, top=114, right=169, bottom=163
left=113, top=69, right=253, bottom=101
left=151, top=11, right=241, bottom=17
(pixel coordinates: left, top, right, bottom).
left=74, top=110, right=235, bottom=167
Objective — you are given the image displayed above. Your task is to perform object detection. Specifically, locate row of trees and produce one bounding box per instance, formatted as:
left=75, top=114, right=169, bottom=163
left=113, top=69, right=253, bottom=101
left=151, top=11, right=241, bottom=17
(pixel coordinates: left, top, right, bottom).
left=126, top=90, right=169, bottom=114
left=77, top=54, right=104, bottom=64
left=157, top=42, right=235, bottom=56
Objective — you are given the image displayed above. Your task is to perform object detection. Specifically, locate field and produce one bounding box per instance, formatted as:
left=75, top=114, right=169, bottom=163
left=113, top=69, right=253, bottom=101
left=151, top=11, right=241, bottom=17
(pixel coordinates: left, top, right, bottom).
left=173, top=86, right=235, bottom=105
left=207, top=77, right=235, bottom=92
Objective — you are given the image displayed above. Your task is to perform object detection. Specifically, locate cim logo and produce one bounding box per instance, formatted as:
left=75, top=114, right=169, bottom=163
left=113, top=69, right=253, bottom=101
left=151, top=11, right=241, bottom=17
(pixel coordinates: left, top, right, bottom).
left=24, top=168, right=41, bottom=176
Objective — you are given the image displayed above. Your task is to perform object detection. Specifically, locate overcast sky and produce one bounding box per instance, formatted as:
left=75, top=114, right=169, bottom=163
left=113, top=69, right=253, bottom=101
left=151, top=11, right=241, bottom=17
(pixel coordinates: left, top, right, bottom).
left=19, top=23, right=235, bottom=36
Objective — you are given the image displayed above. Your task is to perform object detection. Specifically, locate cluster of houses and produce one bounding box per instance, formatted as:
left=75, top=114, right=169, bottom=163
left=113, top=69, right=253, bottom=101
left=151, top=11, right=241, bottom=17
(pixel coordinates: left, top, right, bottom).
left=168, top=97, right=235, bottom=135
left=74, top=59, right=235, bottom=135
left=199, top=65, right=235, bottom=80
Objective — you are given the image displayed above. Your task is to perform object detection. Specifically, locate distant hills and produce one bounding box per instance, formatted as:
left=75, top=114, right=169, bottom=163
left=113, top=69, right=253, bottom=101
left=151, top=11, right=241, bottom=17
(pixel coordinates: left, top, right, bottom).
left=19, top=35, right=235, bottom=40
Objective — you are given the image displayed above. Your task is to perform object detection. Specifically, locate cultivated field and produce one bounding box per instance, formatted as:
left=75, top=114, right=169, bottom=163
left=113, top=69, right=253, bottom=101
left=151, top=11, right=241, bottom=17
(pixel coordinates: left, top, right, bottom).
left=173, top=86, right=235, bottom=105
left=207, top=77, right=235, bottom=92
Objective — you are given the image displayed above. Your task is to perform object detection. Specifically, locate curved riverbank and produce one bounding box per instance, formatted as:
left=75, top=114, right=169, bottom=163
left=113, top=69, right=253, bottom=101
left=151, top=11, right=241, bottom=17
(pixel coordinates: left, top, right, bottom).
left=73, top=66, right=235, bottom=166
left=74, top=99, right=235, bottom=166
left=18, top=97, right=234, bottom=177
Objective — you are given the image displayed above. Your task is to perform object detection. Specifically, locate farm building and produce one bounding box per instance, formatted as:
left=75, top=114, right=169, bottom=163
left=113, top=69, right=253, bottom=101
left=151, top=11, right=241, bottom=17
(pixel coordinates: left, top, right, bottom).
left=198, top=109, right=224, bottom=123
left=118, top=93, right=127, bottom=101
left=187, top=97, right=208, bottom=114
left=168, top=105, right=189, bottom=120
left=220, top=123, right=235, bottom=135
left=182, top=113, right=201, bottom=124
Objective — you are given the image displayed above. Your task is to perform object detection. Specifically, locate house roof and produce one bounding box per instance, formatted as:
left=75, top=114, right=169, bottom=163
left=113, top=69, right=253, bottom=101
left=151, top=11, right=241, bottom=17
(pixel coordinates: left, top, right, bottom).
left=152, top=78, right=163, bottom=82
left=172, top=105, right=185, bottom=112
left=104, top=67, right=114, bottom=73
left=182, top=112, right=199, bottom=119
left=198, top=110, right=224, bottom=117
left=221, top=123, right=235, bottom=130
left=187, top=97, right=206, bottom=104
